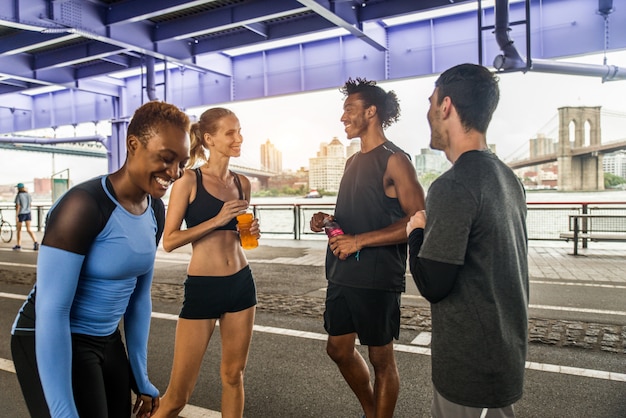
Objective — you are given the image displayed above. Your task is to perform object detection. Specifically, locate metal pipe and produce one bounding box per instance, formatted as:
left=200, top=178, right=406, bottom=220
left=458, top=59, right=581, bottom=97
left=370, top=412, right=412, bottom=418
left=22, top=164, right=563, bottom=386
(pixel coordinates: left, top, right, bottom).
left=492, top=0, right=626, bottom=81
left=0, top=135, right=107, bottom=145
left=145, top=56, right=158, bottom=101
left=530, top=58, right=625, bottom=81
left=493, top=0, right=526, bottom=71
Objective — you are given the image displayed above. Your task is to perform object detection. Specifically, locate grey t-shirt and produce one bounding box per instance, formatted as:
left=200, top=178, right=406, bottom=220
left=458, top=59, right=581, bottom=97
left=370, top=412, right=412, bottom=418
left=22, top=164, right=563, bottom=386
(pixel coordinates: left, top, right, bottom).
left=419, top=149, right=529, bottom=408
left=15, top=192, right=32, bottom=215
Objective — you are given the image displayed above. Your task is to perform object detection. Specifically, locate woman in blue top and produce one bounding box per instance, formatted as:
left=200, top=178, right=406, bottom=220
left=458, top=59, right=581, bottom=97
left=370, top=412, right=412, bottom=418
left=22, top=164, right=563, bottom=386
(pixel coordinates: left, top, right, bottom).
left=154, top=107, right=259, bottom=418
left=11, top=101, right=190, bottom=418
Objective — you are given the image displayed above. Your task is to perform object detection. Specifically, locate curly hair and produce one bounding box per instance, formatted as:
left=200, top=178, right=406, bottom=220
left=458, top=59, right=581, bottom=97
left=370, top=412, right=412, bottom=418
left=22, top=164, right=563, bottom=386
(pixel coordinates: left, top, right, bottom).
left=127, top=101, right=190, bottom=146
left=340, top=77, right=400, bottom=129
left=187, top=107, right=235, bottom=169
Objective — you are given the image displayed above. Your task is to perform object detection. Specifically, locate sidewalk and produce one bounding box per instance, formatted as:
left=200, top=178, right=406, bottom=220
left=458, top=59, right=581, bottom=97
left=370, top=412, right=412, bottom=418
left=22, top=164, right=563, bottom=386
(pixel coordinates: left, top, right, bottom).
left=7, top=232, right=626, bottom=285
left=16, top=229, right=626, bottom=283
left=160, top=238, right=626, bottom=283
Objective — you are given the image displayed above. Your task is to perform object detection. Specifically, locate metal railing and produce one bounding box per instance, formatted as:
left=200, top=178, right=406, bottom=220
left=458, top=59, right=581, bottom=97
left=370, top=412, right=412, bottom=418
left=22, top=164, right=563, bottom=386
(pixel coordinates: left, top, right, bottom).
left=0, top=205, right=47, bottom=232
left=1, top=201, right=625, bottom=242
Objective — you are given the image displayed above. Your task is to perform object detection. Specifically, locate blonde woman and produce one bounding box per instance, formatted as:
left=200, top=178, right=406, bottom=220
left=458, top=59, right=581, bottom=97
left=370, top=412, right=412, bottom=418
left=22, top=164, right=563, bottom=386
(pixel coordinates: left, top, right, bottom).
left=155, top=107, right=259, bottom=418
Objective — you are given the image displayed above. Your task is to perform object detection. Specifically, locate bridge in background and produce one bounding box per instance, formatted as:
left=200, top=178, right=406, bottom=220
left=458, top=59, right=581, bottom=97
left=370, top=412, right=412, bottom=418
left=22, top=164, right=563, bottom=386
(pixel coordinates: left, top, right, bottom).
left=508, top=140, right=626, bottom=169
left=0, top=141, right=274, bottom=186
left=506, top=107, right=626, bottom=191
left=0, top=142, right=107, bottom=158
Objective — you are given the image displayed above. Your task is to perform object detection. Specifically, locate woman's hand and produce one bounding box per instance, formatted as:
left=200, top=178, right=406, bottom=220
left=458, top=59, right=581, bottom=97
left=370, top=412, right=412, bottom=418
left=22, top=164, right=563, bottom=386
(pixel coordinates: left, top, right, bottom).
left=249, top=217, right=261, bottom=239
left=133, top=394, right=159, bottom=418
left=215, top=199, right=249, bottom=228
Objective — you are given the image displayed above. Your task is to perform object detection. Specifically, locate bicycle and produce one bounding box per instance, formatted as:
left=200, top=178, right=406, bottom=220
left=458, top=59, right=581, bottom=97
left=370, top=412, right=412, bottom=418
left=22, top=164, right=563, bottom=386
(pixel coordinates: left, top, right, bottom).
left=0, top=208, right=13, bottom=243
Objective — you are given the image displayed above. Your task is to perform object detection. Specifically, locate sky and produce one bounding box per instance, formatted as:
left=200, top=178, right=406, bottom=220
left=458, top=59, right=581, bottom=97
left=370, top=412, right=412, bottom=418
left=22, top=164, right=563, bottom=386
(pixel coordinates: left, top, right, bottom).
left=2, top=50, right=626, bottom=190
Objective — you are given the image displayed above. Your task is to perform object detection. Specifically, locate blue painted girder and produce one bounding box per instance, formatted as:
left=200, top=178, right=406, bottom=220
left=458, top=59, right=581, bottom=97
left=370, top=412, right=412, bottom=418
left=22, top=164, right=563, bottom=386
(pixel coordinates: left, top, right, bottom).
left=0, top=0, right=623, bottom=173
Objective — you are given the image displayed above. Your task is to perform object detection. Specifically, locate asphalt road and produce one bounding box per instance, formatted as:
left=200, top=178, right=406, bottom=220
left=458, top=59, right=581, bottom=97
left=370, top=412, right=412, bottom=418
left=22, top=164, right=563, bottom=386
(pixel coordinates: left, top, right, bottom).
left=0, top=244, right=625, bottom=417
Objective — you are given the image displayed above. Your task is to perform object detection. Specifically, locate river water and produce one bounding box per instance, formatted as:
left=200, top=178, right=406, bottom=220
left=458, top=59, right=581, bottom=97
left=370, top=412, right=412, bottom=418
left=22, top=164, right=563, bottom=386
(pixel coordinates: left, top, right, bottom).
left=3, top=190, right=624, bottom=241
left=251, top=190, right=626, bottom=240
left=251, top=189, right=626, bottom=205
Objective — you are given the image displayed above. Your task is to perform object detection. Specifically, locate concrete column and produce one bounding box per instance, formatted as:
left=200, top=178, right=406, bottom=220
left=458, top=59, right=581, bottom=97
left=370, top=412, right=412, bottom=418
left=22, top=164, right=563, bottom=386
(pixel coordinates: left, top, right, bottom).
left=557, top=106, right=603, bottom=191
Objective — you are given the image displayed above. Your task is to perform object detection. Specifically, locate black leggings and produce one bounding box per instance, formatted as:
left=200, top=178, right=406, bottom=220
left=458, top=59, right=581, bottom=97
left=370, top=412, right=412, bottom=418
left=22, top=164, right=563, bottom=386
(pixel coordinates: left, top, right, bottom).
left=11, top=330, right=133, bottom=418
left=11, top=333, right=50, bottom=418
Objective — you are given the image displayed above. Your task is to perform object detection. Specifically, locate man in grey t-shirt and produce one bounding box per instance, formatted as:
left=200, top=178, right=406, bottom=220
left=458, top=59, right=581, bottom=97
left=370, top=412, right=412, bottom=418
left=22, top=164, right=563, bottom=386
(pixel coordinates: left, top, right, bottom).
left=14, top=183, right=39, bottom=251
left=406, top=64, right=529, bottom=417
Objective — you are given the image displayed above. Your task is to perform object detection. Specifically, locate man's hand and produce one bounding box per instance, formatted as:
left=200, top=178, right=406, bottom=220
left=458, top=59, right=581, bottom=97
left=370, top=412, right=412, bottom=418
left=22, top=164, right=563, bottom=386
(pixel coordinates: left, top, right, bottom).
left=133, top=394, right=159, bottom=418
left=329, top=234, right=359, bottom=260
left=310, top=212, right=330, bottom=233
left=406, top=210, right=426, bottom=236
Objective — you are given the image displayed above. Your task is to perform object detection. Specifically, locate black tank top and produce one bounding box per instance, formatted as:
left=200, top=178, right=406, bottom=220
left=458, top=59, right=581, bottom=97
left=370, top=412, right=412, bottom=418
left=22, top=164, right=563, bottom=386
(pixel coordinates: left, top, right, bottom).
left=184, top=168, right=244, bottom=231
left=327, top=141, right=409, bottom=292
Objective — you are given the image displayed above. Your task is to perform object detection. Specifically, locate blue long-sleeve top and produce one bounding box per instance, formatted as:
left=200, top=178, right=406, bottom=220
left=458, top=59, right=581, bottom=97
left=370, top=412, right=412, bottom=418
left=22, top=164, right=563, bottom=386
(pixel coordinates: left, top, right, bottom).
left=12, top=176, right=165, bottom=417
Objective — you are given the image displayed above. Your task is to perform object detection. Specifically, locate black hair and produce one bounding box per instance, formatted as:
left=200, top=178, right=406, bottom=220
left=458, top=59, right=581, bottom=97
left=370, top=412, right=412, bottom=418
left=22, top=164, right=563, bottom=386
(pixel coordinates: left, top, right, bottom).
left=127, top=101, right=190, bottom=145
left=435, top=64, right=499, bottom=133
left=340, top=77, right=400, bottom=129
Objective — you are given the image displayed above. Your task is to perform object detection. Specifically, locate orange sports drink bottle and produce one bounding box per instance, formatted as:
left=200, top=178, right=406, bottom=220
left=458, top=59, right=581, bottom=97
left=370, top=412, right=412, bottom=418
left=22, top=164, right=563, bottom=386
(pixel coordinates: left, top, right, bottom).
left=237, top=212, right=258, bottom=250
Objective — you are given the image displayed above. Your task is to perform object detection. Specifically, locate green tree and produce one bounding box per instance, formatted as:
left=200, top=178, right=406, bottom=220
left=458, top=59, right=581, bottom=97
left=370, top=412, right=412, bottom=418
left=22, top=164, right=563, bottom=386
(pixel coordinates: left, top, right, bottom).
left=418, top=172, right=441, bottom=190
left=604, top=172, right=626, bottom=188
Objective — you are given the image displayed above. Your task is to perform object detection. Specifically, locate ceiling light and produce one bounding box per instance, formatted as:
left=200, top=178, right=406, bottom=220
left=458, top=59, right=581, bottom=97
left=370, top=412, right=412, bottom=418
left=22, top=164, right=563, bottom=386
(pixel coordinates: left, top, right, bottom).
left=382, top=0, right=526, bottom=27
left=222, top=28, right=349, bottom=57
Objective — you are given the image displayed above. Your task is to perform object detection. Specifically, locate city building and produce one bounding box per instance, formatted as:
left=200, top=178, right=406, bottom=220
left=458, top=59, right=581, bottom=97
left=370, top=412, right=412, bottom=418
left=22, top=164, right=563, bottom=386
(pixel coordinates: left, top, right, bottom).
left=260, top=139, right=282, bottom=173
left=515, top=134, right=560, bottom=189
left=603, top=151, right=626, bottom=178
left=529, top=134, right=557, bottom=158
left=268, top=167, right=309, bottom=192
left=413, top=148, right=450, bottom=175
left=346, top=139, right=360, bottom=159
left=34, top=178, right=52, bottom=195
left=308, top=137, right=345, bottom=193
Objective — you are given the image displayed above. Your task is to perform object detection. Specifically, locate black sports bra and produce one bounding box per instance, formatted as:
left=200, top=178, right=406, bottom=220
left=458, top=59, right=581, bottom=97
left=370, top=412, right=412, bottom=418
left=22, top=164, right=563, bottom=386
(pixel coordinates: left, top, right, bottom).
left=184, top=168, right=244, bottom=231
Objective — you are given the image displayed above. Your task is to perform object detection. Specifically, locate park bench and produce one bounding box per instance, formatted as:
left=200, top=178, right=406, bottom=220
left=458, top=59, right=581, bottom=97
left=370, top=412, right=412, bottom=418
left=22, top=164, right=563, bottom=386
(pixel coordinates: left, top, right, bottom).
left=559, top=214, right=626, bottom=255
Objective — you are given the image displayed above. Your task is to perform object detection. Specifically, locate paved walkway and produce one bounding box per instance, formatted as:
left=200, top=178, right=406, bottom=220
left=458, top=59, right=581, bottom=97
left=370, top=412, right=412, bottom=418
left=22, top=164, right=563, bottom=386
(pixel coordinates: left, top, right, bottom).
left=23, top=229, right=625, bottom=281
left=3, top=235, right=625, bottom=353
left=163, top=238, right=626, bottom=282
left=156, top=238, right=626, bottom=354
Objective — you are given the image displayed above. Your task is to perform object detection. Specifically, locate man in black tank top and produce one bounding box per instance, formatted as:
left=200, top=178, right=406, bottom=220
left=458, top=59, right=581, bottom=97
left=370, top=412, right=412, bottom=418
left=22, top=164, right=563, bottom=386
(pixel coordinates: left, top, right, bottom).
left=310, top=78, right=425, bottom=418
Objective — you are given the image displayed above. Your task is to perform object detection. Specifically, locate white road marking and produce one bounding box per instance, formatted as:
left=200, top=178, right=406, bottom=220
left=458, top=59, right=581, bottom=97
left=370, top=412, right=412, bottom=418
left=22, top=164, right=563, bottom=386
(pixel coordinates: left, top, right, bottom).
left=147, top=311, right=626, bottom=383
left=1, top=291, right=624, bottom=392
left=0, top=292, right=27, bottom=300
left=531, top=280, right=626, bottom=290
left=0, top=358, right=16, bottom=373
left=525, top=361, right=626, bottom=382
left=1, top=354, right=220, bottom=418
left=529, top=304, right=626, bottom=316
left=411, top=332, right=432, bottom=346
left=0, top=261, right=36, bottom=268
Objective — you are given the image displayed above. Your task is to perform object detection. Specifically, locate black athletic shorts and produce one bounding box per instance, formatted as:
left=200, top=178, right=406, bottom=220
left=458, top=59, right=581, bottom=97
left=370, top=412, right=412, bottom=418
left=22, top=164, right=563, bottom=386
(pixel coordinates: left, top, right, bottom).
left=323, top=282, right=401, bottom=346
left=17, top=213, right=32, bottom=222
left=180, top=265, right=257, bottom=319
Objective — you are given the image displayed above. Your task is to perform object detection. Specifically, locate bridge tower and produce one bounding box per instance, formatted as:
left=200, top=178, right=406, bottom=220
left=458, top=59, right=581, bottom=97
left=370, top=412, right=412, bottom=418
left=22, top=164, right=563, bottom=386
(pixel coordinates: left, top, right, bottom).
left=557, top=106, right=604, bottom=191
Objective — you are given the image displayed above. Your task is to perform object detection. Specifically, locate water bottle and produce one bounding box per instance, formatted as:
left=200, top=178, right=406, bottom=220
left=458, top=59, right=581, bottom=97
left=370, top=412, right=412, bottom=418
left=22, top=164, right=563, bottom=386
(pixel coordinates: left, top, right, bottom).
left=323, top=217, right=344, bottom=238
